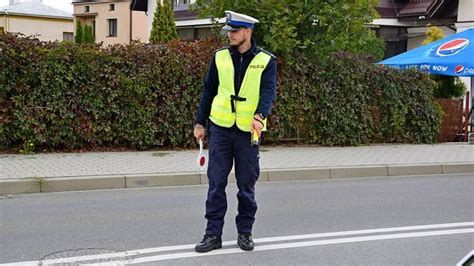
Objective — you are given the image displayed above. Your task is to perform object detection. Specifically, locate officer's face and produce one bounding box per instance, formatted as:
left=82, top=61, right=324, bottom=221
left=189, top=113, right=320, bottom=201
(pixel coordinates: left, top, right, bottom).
left=228, top=28, right=251, bottom=47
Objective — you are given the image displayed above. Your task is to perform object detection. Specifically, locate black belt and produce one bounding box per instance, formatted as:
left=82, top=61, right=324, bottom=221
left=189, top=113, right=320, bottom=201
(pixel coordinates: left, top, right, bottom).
left=230, top=95, right=246, bottom=113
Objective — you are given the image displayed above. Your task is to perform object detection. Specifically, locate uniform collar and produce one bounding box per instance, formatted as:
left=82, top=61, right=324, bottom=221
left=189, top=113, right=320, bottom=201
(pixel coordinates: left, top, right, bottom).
left=229, top=38, right=258, bottom=57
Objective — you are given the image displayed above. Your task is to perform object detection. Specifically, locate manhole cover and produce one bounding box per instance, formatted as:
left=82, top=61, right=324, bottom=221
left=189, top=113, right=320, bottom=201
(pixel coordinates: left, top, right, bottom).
left=39, top=248, right=131, bottom=265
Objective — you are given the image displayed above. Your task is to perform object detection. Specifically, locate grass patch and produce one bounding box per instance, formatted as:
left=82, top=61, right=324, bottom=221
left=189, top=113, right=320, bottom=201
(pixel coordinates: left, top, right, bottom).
left=30, top=176, right=47, bottom=192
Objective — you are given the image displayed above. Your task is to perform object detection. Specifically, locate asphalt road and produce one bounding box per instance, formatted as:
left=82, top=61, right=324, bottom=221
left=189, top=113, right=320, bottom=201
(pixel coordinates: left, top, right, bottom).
left=1, top=174, right=473, bottom=265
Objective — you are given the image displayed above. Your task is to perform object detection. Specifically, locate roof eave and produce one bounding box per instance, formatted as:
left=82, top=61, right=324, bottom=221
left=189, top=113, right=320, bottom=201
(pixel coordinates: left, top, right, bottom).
left=130, top=0, right=147, bottom=12
left=0, top=11, right=73, bottom=20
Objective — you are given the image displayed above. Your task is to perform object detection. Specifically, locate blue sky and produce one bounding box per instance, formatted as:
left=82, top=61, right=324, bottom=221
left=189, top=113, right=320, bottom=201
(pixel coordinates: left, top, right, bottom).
left=0, top=0, right=73, bottom=13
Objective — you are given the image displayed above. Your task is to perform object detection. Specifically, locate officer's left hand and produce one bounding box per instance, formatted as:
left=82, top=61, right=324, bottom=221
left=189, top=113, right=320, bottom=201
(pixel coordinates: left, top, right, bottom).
left=251, top=114, right=264, bottom=136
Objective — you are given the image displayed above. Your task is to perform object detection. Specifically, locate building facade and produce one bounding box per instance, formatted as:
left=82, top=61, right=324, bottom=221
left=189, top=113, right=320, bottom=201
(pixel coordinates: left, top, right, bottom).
left=131, top=0, right=222, bottom=41
left=73, top=0, right=147, bottom=45
left=0, top=0, right=73, bottom=41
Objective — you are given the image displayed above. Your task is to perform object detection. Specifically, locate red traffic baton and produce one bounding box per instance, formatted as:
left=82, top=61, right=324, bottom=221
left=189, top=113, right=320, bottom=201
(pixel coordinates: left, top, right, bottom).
left=196, top=139, right=207, bottom=171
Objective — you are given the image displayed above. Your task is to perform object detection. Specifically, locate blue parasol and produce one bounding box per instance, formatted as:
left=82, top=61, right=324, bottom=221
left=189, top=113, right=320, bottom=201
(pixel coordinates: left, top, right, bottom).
left=378, top=28, right=474, bottom=77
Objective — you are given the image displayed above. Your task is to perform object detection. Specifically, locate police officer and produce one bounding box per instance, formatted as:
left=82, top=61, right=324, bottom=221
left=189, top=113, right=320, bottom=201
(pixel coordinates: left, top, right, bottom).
left=193, top=10, right=277, bottom=253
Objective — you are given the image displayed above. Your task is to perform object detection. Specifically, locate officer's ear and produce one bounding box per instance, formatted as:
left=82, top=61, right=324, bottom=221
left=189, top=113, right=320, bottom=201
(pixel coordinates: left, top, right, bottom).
left=245, top=28, right=252, bottom=37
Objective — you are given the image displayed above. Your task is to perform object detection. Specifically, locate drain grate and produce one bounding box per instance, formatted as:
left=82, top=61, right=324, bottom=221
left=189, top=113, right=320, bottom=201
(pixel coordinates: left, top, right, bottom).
left=39, top=248, right=131, bottom=265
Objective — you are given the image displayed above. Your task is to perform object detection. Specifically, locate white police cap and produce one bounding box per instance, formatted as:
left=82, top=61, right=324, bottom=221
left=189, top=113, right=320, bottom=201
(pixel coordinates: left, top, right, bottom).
left=222, top=10, right=259, bottom=31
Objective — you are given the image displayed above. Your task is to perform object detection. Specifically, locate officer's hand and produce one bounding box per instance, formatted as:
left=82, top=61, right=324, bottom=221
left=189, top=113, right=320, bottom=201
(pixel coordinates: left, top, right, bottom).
left=251, top=115, right=264, bottom=136
left=194, top=124, right=205, bottom=141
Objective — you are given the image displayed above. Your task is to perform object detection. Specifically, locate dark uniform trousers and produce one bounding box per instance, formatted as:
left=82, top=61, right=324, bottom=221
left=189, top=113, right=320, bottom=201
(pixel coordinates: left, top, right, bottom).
left=205, top=122, right=260, bottom=236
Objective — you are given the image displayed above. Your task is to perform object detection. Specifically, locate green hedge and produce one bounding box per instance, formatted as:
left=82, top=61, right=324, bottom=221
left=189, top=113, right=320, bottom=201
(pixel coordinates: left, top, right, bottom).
left=0, top=34, right=442, bottom=150
left=268, top=52, right=443, bottom=145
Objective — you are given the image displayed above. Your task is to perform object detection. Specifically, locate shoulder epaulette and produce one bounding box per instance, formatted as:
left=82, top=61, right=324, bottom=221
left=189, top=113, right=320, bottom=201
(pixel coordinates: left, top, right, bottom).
left=257, top=47, right=276, bottom=59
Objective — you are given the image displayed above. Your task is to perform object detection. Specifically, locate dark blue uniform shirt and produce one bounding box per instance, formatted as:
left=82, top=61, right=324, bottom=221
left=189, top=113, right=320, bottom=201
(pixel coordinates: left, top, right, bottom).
left=195, top=39, right=277, bottom=126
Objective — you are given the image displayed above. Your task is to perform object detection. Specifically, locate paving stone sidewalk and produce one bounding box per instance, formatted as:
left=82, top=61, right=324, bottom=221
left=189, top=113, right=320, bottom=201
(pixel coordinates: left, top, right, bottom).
left=1, top=143, right=473, bottom=194
left=1, top=143, right=473, bottom=179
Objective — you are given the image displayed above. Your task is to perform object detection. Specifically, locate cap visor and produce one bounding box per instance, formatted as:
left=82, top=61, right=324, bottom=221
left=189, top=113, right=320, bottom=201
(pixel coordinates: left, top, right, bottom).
left=222, top=25, right=234, bottom=31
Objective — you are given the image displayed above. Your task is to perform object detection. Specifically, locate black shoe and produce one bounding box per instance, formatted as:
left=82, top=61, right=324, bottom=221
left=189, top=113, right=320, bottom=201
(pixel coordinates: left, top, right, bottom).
left=195, top=235, right=222, bottom=253
left=237, top=233, right=254, bottom=251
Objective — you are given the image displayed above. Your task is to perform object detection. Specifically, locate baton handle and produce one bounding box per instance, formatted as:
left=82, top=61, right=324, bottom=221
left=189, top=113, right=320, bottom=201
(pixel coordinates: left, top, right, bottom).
left=251, top=131, right=259, bottom=146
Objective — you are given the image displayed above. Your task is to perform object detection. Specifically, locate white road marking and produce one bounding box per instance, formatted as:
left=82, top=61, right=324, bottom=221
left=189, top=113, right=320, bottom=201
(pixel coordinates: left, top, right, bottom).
left=253, top=221, right=474, bottom=243
left=456, top=249, right=474, bottom=266
left=126, top=228, right=474, bottom=264
left=1, top=222, right=473, bottom=265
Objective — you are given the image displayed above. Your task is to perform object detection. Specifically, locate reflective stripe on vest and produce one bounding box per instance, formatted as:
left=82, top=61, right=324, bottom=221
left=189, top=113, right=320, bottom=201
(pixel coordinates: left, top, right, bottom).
left=209, top=49, right=271, bottom=132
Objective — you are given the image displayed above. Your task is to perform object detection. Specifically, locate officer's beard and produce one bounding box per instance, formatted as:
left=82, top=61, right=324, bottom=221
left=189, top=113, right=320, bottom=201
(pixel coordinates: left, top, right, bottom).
left=230, top=38, right=246, bottom=50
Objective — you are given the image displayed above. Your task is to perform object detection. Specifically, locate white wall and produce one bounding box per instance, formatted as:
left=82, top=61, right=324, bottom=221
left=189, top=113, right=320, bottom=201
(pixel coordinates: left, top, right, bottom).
left=146, top=0, right=156, bottom=41
left=6, top=16, right=73, bottom=41
left=457, top=0, right=474, bottom=23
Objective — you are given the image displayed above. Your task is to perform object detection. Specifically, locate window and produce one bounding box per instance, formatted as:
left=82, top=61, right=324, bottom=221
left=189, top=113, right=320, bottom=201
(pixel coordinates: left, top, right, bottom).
left=84, top=5, right=90, bottom=12
left=92, top=20, right=96, bottom=40
left=108, top=19, right=117, bottom=37
left=109, top=4, right=115, bottom=11
left=377, top=26, right=407, bottom=59
left=196, top=28, right=212, bottom=39
left=176, top=0, right=190, bottom=5
left=177, top=28, right=194, bottom=41
left=0, top=27, right=4, bottom=35
left=63, top=32, right=73, bottom=41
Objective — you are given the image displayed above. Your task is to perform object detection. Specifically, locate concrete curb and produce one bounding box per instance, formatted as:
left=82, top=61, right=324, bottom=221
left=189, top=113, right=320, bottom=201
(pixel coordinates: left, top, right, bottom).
left=1, top=163, right=473, bottom=195
left=0, top=179, right=40, bottom=195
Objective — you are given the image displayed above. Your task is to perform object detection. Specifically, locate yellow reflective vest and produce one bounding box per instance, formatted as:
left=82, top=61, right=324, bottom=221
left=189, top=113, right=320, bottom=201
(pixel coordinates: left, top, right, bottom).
left=209, top=49, right=271, bottom=132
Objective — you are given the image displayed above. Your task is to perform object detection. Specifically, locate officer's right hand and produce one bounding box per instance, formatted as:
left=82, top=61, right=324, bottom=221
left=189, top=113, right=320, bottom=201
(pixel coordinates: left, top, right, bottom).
left=194, top=124, right=205, bottom=141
